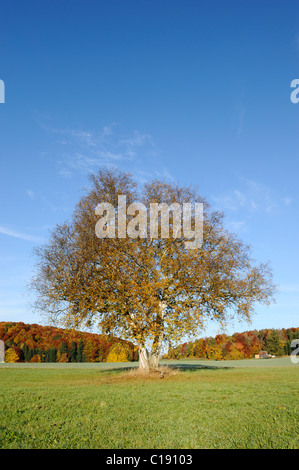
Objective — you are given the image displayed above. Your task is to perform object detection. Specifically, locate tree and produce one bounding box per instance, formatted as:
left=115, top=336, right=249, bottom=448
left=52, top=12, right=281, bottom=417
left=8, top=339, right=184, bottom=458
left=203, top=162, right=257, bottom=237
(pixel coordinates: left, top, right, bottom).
left=5, top=348, right=20, bottom=363
left=30, top=167, right=276, bottom=371
left=106, top=342, right=132, bottom=362
left=22, top=343, right=29, bottom=362
left=266, top=329, right=284, bottom=356
left=46, top=347, right=57, bottom=363
left=30, top=354, right=41, bottom=363
left=69, top=341, right=77, bottom=363
left=77, top=340, right=85, bottom=362
left=59, top=341, right=68, bottom=357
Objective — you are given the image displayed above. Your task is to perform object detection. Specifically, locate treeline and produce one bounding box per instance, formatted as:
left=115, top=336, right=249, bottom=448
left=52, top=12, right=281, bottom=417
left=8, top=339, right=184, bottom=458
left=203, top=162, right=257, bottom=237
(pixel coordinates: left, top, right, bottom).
left=167, top=327, right=299, bottom=360
left=0, top=322, right=138, bottom=363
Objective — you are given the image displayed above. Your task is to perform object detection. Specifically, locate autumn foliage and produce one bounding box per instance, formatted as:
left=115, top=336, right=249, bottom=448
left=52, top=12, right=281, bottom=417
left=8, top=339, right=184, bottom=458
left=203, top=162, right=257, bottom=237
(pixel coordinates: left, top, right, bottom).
left=106, top=342, right=133, bottom=362
left=0, top=322, right=137, bottom=363
left=30, top=167, right=276, bottom=371
left=168, top=327, right=299, bottom=360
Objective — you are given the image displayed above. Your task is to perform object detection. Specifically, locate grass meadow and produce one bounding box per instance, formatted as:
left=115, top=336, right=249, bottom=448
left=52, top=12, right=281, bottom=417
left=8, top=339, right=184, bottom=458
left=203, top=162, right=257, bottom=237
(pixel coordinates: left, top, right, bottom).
left=0, top=358, right=298, bottom=449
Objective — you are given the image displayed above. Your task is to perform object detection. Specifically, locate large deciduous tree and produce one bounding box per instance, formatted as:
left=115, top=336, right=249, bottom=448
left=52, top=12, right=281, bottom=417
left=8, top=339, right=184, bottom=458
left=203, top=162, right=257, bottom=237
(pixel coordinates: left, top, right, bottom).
left=31, top=167, right=276, bottom=371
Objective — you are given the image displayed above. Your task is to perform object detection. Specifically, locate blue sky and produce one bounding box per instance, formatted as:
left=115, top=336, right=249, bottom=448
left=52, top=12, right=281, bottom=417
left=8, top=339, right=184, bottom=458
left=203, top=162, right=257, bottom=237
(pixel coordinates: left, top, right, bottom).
left=0, top=0, right=298, bottom=338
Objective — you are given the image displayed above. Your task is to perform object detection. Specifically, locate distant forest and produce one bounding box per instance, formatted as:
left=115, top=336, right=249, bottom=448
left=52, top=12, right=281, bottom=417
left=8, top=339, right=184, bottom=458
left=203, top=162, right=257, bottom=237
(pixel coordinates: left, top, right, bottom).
left=1, top=322, right=298, bottom=363
left=167, top=327, right=299, bottom=360
left=0, top=322, right=138, bottom=363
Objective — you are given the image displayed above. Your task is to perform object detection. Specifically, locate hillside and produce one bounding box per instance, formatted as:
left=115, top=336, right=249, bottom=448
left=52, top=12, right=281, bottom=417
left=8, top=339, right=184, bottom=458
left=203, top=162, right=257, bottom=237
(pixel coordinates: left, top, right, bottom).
left=0, top=321, right=137, bottom=363
left=167, top=327, right=299, bottom=360
left=1, top=321, right=298, bottom=363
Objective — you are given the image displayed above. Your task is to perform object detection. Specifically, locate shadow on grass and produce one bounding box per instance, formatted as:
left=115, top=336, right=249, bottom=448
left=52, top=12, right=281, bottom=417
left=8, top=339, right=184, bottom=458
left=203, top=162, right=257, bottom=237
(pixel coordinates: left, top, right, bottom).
left=163, top=363, right=232, bottom=372
left=102, top=363, right=232, bottom=376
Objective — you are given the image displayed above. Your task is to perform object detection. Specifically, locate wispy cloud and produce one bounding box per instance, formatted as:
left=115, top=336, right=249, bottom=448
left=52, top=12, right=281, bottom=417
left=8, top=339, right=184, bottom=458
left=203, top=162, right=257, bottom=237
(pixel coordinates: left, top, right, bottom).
left=0, top=225, right=44, bottom=243
left=133, top=167, right=176, bottom=185
left=283, top=197, right=292, bottom=206
left=43, top=123, right=158, bottom=176
left=212, top=177, right=288, bottom=215
left=26, top=189, right=35, bottom=199
left=225, top=220, right=248, bottom=233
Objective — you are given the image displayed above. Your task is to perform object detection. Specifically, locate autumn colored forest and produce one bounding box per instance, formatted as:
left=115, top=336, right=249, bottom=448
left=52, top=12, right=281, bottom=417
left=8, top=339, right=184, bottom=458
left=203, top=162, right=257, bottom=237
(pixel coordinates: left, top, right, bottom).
left=1, top=321, right=298, bottom=363
left=168, top=327, right=299, bottom=361
left=0, top=322, right=138, bottom=363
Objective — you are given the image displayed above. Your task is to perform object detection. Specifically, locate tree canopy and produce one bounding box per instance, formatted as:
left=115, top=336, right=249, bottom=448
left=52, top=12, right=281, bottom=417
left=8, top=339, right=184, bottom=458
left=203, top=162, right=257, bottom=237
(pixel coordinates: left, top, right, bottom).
left=31, top=167, right=276, bottom=370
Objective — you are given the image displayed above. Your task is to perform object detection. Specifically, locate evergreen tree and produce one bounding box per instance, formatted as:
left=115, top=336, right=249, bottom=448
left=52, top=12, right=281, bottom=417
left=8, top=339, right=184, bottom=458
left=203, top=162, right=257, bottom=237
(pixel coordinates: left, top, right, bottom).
left=266, top=329, right=282, bottom=355
left=22, top=343, right=29, bottom=362
left=59, top=341, right=68, bottom=356
left=48, top=347, right=57, bottom=362
left=77, top=340, right=84, bottom=362
left=69, top=341, right=77, bottom=362
left=285, top=341, right=291, bottom=356
left=27, top=348, right=35, bottom=362
left=45, top=349, right=49, bottom=362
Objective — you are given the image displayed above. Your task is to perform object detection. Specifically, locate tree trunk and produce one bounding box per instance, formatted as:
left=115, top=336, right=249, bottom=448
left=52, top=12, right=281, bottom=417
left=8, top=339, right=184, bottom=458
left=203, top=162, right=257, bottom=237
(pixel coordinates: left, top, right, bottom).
left=139, top=346, right=161, bottom=371
left=149, top=351, right=160, bottom=369
left=138, top=346, right=150, bottom=371
left=138, top=301, right=166, bottom=372
left=149, top=300, right=166, bottom=370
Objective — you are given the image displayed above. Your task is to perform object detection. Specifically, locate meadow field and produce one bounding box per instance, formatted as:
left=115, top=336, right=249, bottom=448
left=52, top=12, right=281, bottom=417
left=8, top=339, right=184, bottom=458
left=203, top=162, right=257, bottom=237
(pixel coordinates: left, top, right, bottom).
left=0, top=358, right=298, bottom=449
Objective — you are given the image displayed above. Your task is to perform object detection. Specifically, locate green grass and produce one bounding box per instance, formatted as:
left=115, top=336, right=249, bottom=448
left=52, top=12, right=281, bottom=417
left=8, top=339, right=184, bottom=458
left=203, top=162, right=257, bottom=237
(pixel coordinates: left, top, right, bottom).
left=0, top=358, right=298, bottom=449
